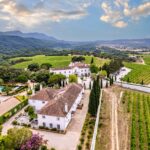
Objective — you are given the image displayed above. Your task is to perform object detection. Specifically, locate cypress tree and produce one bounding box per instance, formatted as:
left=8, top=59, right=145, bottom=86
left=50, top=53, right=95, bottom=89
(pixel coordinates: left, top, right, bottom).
left=88, top=87, right=96, bottom=116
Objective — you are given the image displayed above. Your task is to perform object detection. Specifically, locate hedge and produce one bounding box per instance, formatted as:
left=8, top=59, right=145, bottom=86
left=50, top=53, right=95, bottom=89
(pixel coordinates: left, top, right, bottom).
left=0, top=100, right=28, bottom=124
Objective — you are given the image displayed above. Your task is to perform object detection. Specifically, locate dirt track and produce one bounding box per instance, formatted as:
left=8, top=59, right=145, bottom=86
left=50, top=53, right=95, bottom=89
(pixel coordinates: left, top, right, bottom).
left=104, top=88, right=119, bottom=150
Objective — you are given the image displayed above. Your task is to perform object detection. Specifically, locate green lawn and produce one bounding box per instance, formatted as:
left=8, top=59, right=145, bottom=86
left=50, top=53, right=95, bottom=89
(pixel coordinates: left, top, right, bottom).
left=10, top=55, right=110, bottom=69
left=123, top=62, right=150, bottom=85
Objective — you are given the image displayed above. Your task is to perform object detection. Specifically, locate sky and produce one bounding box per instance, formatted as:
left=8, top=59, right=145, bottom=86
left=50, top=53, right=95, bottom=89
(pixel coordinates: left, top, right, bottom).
left=0, top=0, right=150, bottom=41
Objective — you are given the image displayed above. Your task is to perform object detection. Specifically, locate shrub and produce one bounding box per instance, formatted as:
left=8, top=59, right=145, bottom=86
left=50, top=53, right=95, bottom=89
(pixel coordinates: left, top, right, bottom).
left=77, top=144, right=82, bottom=150
left=80, top=138, right=84, bottom=144
left=86, top=142, right=90, bottom=148
left=12, top=120, right=18, bottom=125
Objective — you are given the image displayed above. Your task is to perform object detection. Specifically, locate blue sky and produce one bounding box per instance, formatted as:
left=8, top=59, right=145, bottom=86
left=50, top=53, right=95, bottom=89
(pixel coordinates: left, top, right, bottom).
left=0, top=0, right=150, bottom=41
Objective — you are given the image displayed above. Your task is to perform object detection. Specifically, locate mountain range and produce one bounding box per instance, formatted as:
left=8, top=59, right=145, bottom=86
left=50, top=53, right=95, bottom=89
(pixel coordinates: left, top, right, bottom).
left=0, top=31, right=150, bottom=55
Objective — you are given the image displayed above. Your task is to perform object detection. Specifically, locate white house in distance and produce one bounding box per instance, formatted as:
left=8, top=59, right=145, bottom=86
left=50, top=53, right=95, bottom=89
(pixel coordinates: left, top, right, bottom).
left=50, top=62, right=91, bottom=77
left=29, top=83, right=84, bottom=131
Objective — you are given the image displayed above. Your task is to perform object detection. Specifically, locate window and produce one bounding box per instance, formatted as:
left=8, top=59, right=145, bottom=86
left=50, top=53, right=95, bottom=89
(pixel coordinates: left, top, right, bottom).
left=57, top=124, right=60, bottom=130
left=49, top=123, right=53, bottom=128
left=57, top=117, right=60, bottom=121
left=43, top=122, right=46, bottom=127
left=42, top=115, right=45, bottom=118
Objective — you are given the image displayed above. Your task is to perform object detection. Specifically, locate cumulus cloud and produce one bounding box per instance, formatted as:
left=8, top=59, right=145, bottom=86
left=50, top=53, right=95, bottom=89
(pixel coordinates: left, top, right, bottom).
left=124, top=2, right=150, bottom=20
left=100, top=0, right=150, bottom=28
left=0, top=0, right=91, bottom=29
left=113, top=21, right=128, bottom=28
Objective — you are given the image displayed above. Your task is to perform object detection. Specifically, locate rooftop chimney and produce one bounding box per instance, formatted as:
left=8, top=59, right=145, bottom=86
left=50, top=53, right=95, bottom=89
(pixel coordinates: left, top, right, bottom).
left=40, top=84, right=43, bottom=91
left=64, top=103, right=68, bottom=113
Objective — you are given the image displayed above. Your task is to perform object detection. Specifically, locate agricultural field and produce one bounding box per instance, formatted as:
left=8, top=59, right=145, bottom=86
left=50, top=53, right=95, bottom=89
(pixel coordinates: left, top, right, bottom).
left=143, top=55, right=150, bottom=65
left=96, top=86, right=150, bottom=150
left=122, top=90, right=150, bottom=150
left=10, top=55, right=110, bottom=69
left=123, top=62, right=150, bottom=85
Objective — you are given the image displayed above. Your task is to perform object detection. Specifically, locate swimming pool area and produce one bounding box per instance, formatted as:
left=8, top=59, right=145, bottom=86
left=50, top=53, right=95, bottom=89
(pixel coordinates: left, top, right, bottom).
left=0, top=85, right=20, bottom=93
left=0, top=86, right=4, bottom=92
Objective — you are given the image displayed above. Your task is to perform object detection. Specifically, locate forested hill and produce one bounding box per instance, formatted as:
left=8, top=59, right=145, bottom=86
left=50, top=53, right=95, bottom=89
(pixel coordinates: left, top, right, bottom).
left=0, top=30, right=150, bottom=56
left=0, top=35, right=71, bottom=55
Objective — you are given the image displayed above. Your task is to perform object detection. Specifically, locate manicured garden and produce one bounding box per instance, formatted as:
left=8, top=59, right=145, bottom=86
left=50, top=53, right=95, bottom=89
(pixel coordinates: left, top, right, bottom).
left=10, top=55, right=110, bottom=69
left=122, top=90, right=150, bottom=150
left=0, top=98, right=28, bottom=124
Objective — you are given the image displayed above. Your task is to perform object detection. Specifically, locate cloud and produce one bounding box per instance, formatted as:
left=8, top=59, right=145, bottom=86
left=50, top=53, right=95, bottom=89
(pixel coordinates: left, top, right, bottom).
left=100, top=2, right=124, bottom=27
left=113, top=21, right=128, bottom=28
left=0, top=0, right=91, bottom=29
left=100, top=0, right=150, bottom=28
left=124, top=2, right=150, bottom=20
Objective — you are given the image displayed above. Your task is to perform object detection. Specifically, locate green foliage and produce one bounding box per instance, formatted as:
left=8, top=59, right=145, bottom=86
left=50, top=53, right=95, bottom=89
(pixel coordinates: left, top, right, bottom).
left=0, top=125, right=2, bottom=135
left=72, top=56, right=85, bottom=62
left=69, top=74, right=77, bottom=83
left=3, top=127, right=32, bottom=150
left=90, top=65, right=99, bottom=74
left=0, top=78, right=4, bottom=85
left=25, top=106, right=37, bottom=120
left=0, top=100, right=28, bottom=124
left=91, top=57, right=94, bottom=64
left=2, top=86, right=12, bottom=95
left=102, top=59, right=123, bottom=77
left=88, top=76, right=101, bottom=116
left=48, top=74, right=66, bottom=87
left=28, top=63, right=40, bottom=71
left=34, top=70, right=50, bottom=84
left=16, top=74, right=28, bottom=83
left=40, top=63, right=52, bottom=70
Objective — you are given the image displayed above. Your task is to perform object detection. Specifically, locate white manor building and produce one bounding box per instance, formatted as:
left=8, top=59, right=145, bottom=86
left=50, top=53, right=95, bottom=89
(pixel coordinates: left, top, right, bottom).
left=50, top=62, right=91, bottom=77
left=29, top=83, right=84, bottom=131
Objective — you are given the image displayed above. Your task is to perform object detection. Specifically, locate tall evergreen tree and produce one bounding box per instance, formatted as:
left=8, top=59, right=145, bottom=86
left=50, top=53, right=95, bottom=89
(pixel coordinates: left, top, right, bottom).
left=91, top=57, right=94, bottom=64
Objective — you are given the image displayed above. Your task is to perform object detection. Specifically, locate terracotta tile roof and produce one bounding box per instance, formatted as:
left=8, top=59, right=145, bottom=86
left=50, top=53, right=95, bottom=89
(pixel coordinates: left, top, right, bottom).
left=37, top=83, right=83, bottom=117
left=30, top=88, right=59, bottom=101
left=51, top=66, right=72, bottom=71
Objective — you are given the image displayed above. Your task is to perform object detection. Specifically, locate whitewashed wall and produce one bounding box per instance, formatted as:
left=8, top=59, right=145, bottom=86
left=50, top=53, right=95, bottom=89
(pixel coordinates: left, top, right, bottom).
left=36, top=88, right=84, bottom=130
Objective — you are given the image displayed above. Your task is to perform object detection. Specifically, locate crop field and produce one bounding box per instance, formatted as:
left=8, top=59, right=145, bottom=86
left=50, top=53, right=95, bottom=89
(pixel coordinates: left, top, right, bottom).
left=143, top=55, right=150, bottom=65
left=123, top=62, right=150, bottom=85
left=122, top=90, right=150, bottom=150
left=10, top=55, right=110, bottom=69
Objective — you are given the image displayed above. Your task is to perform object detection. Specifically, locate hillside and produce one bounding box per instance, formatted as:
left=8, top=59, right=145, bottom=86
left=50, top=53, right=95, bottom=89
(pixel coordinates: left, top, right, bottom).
left=0, top=31, right=150, bottom=56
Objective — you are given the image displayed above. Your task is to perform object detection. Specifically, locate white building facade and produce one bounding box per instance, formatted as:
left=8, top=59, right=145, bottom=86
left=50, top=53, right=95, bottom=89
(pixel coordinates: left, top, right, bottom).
left=50, top=62, right=91, bottom=77
left=29, top=83, right=84, bottom=131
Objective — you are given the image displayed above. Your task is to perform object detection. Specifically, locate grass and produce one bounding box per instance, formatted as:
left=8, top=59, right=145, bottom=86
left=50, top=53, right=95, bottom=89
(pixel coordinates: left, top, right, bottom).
left=10, top=55, right=110, bottom=69
left=123, top=62, right=150, bottom=85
